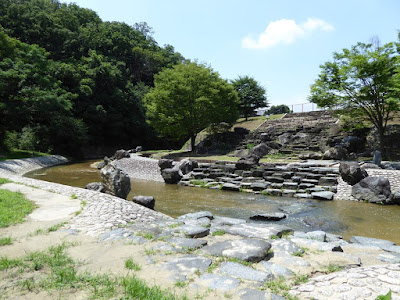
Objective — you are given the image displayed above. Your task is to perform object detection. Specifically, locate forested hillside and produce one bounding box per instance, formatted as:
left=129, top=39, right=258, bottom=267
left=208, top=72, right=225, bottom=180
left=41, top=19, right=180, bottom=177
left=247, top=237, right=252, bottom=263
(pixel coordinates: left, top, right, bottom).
left=0, top=0, right=185, bottom=156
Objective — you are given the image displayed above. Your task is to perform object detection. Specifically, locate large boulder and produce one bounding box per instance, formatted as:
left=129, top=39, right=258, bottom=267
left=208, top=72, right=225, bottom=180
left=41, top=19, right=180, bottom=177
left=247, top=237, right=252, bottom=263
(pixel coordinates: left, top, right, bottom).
left=114, top=149, right=131, bottom=160
left=249, top=143, right=271, bottom=159
left=373, top=150, right=382, bottom=166
left=177, top=159, right=198, bottom=175
left=323, top=146, right=348, bottom=160
left=85, top=182, right=105, bottom=192
left=339, top=162, right=368, bottom=185
left=101, top=164, right=131, bottom=199
left=132, top=196, right=155, bottom=210
left=235, top=155, right=259, bottom=170
left=158, top=159, right=173, bottom=170
left=161, top=168, right=182, bottom=184
left=351, top=176, right=392, bottom=204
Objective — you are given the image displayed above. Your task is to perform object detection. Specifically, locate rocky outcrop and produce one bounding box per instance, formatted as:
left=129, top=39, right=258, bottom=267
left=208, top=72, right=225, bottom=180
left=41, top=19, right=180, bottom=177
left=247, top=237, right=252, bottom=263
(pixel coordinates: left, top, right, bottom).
left=339, top=162, right=368, bottom=185
left=101, top=164, right=131, bottom=199
left=158, top=159, right=173, bottom=170
left=114, top=149, right=131, bottom=160
left=351, top=176, right=392, bottom=204
left=132, top=195, right=155, bottom=210
left=161, top=168, right=182, bottom=184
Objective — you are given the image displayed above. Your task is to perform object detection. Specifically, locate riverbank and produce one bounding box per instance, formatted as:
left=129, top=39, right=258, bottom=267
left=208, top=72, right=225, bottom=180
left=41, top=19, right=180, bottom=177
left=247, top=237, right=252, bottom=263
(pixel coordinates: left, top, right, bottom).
left=0, top=156, right=399, bottom=299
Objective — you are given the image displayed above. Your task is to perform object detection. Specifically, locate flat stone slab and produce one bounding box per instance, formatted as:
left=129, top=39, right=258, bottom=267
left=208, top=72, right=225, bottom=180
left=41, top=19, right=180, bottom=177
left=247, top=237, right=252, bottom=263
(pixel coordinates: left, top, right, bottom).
left=262, top=261, right=294, bottom=278
left=212, top=216, right=246, bottom=226
left=175, top=225, right=210, bottom=238
left=221, top=183, right=240, bottom=192
left=161, top=255, right=211, bottom=275
left=239, top=289, right=285, bottom=300
left=293, top=230, right=327, bottom=242
left=249, top=213, right=287, bottom=221
left=178, top=211, right=213, bottom=220
left=377, top=252, right=400, bottom=263
left=219, top=262, right=271, bottom=282
left=165, top=237, right=207, bottom=250
left=350, top=236, right=399, bottom=254
left=311, top=191, right=334, bottom=200
left=200, top=239, right=271, bottom=262
left=271, top=239, right=304, bottom=254
left=225, top=223, right=293, bottom=240
left=198, top=273, right=240, bottom=291
left=291, top=238, right=343, bottom=252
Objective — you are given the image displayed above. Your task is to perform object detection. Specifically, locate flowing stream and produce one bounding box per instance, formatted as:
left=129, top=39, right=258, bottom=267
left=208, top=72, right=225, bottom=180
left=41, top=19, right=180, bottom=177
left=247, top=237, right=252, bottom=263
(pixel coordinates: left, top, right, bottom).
left=25, top=160, right=400, bottom=244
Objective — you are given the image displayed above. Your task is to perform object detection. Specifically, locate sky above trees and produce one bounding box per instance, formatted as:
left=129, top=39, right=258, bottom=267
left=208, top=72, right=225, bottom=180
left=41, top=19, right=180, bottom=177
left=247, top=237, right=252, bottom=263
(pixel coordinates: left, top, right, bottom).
left=63, top=0, right=400, bottom=109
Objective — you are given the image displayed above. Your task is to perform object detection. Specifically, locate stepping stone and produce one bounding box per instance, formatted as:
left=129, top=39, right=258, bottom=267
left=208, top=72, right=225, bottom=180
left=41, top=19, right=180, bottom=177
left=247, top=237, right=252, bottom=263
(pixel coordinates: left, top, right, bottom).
left=251, top=182, right=269, bottom=191
left=161, top=255, right=211, bottom=275
left=377, top=252, right=400, bottom=263
left=273, top=253, right=311, bottom=268
left=311, top=191, right=334, bottom=200
left=219, top=262, right=271, bottom=282
left=198, top=273, right=240, bottom=291
left=176, top=225, right=210, bottom=238
left=212, top=216, right=246, bottom=226
left=350, top=236, right=397, bottom=249
left=200, top=239, right=271, bottom=262
left=221, top=183, right=240, bottom=192
left=178, top=211, right=213, bottom=220
left=152, top=242, right=178, bottom=253
left=262, top=261, right=294, bottom=278
left=293, top=193, right=312, bottom=199
left=225, top=223, right=293, bottom=240
left=249, top=213, right=287, bottom=221
left=271, top=239, right=304, bottom=254
left=318, top=176, right=338, bottom=186
left=183, top=217, right=210, bottom=227
left=293, top=230, right=327, bottom=242
left=165, top=237, right=207, bottom=250
left=291, top=238, right=343, bottom=252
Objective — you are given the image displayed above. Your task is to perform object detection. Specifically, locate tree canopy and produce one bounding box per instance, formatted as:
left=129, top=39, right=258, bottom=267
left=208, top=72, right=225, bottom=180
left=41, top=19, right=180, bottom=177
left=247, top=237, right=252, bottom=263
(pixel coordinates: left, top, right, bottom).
left=231, top=76, right=268, bottom=120
left=144, top=63, right=239, bottom=151
left=0, top=0, right=186, bottom=156
left=267, top=105, right=291, bottom=115
left=309, top=41, right=400, bottom=153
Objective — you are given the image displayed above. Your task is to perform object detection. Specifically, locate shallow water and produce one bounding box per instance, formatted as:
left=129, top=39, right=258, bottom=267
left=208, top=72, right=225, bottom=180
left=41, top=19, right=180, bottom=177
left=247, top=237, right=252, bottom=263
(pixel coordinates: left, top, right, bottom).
left=25, top=160, right=400, bottom=244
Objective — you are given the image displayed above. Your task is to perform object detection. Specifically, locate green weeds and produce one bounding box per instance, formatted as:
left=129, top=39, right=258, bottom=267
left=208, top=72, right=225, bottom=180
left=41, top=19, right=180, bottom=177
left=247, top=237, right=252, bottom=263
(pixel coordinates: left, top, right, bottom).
left=0, top=237, right=12, bottom=246
left=211, top=230, right=225, bottom=236
left=0, top=178, right=12, bottom=184
left=124, top=258, right=141, bottom=271
left=0, top=190, right=36, bottom=228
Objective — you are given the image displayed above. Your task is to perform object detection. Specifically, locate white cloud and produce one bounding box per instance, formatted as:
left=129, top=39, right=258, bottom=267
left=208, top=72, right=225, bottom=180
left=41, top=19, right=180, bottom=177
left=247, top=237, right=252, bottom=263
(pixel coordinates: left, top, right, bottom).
left=242, top=18, right=334, bottom=49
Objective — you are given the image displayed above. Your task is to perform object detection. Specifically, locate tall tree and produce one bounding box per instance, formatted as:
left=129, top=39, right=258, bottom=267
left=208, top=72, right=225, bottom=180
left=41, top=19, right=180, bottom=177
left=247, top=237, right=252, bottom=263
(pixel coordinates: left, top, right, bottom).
left=231, top=76, right=268, bottom=120
left=144, top=63, right=239, bottom=151
left=309, top=41, right=400, bottom=154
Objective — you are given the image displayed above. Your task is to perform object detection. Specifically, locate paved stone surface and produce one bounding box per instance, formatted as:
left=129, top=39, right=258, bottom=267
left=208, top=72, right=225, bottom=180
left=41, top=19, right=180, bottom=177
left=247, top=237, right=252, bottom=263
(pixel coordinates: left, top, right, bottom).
left=290, top=264, right=400, bottom=300
left=219, top=262, right=271, bottom=282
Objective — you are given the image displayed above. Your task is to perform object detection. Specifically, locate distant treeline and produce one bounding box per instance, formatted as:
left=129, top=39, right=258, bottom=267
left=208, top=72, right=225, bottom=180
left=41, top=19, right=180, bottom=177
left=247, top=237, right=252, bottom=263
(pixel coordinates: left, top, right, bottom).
left=0, top=0, right=186, bottom=156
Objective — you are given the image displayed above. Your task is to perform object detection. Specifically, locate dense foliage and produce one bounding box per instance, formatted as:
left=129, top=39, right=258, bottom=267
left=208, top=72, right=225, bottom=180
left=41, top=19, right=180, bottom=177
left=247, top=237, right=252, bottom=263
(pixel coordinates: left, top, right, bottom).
left=309, top=41, right=400, bottom=153
left=144, top=63, right=239, bottom=151
left=267, top=105, right=291, bottom=115
left=0, top=0, right=185, bottom=156
left=231, top=76, right=268, bottom=120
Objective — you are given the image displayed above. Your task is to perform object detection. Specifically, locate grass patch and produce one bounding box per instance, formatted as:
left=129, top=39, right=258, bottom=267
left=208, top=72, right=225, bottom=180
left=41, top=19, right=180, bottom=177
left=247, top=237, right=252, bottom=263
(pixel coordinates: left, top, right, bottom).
left=211, top=230, right=226, bottom=236
left=189, top=180, right=208, bottom=188
left=263, top=274, right=306, bottom=300
left=0, top=190, right=36, bottom=228
left=71, top=194, right=78, bottom=199
left=324, top=263, right=345, bottom=274
left=0, top=243, right=187, bottom=300
left=0, top=149, right=49, bottom=161
left=124, top=258, right=141, bottom=271
left=174, top=280, right=188, bottom=288
left=0, top=178, right=12, bottom=184
left=136, top=232, right=154, bottom=240
left=0, top=237, right=12, bottom=246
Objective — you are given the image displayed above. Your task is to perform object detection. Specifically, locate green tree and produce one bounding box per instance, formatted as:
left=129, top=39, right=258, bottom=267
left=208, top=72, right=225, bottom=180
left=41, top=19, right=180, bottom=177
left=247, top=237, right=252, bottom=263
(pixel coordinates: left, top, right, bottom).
left=309, top=41, right=400, bottom=154
left=231, top=75, right=268, bottom=120
left=144, top=63, right=239, bottom=151
left=267, top=104, right=291, bottom=115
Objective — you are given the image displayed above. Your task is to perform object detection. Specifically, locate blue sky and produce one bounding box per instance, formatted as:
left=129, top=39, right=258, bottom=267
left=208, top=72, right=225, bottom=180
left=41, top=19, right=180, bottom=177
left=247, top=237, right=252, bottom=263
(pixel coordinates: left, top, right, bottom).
left=64, top=0, right=400, bottom=109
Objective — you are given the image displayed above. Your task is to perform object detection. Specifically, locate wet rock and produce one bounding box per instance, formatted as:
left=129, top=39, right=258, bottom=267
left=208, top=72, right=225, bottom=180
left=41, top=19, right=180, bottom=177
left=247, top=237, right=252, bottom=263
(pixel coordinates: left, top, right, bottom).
left=249, top=213, right=287, bottom=221
left=311, top=191, right=334, bottom=201
left=302, top=217, right=346, bottom=232
left=101, top=164, right=131, bottom=199
left=132, top=196, right=155, bottom=209
left=339, top=162, right=368, bottom=185
left=219, top=262, right=271, bottom=282
left=200, top=239, right=271, bottom=262
left=85, top=182, right=105, bottom=193
left=198, top=273, right=240, bottom=291
left=351, top=176, right=392, bottom=204
left=158, top=159, right=173, bottom=170
left=279, top=202, right=315, bottom=214
left=226, top=223, right=293, bottom=240
left=161, top=168, right=182, bottom=184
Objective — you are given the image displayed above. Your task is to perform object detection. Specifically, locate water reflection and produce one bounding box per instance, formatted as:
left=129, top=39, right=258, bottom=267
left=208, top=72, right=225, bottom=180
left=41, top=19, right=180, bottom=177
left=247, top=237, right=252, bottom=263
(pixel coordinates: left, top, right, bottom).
left=25, top=160, right=400, bottom=244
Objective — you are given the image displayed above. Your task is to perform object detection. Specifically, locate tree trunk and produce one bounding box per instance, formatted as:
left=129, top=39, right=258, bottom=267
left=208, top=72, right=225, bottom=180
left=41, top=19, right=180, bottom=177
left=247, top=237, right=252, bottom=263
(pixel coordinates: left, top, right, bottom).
left=377, top=127, right=386, bottom=159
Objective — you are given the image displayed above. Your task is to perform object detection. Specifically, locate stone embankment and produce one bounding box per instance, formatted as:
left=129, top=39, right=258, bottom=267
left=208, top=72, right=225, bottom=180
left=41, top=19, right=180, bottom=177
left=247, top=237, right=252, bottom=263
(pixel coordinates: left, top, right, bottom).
left=0, top=156, right=171, bottom=236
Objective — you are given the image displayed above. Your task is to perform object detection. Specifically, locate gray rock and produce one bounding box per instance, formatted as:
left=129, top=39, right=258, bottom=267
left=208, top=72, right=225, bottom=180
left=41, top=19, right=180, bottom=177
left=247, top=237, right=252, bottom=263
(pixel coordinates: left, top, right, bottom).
left=339, top=162, right=368, bottom=185
left=293, top=231, right=326, bottom=242
left=279, top=203, right=315, bottom=214
left=158, top=159, right=173, bottom=170
left=221, top=183, right=240, bottom=192
left=101, top=164, right=131, bottom=199
left=311, top=191, right=334, bottom=201
left=249, top=213, right=287, bottom=221
left=318, top=176, right=338, bottom=186
left=177, top=159, right=198, bottom=175
left=85, top=182, right=105, bottom=193
left=350, top=236, right=396, bottom=249
left=373, top=150, right=382, bottom=166
left=198, top=273, right=240, bottom=291
left=361, top=163, right=381, bottom=169
left=236, top=155, right=260, bottom=170
left=249, top=143, right=271, bottom=159
left=226, top=223, right=293, bottom=240
left=271, top=239, right=303, bottom=254
left=178, top=211, right=214, bottom=220
left=162, top=255, right=212, bottom=275
left=114, top=149, right=130, bottom=160
left=351, top=176, right=392, bottom=203
left=291, top=238, right=343, bottom=252
left=293, top=193, right=312, bottom=199
left=262, top=261, right=294, bottom=278
left=250, top=182, right=269, bottom=191
left=212, top=216, right=246, bottom=226
left=132, top=196, right=155, bottom=209
left=176, top=225, right=210, bottom=238
left=166, top=237, right=207, bottom=250
left=377, top=252, right=400, bottom=263
left=392, top=191, right=400, bottom=205
left=323, top=146, right=348, bottom=160
left=219, top=262, right=271, bottom=282
left=161, top=168, right=182, bottom=184
left=200, top=239, right=271, bottom=262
